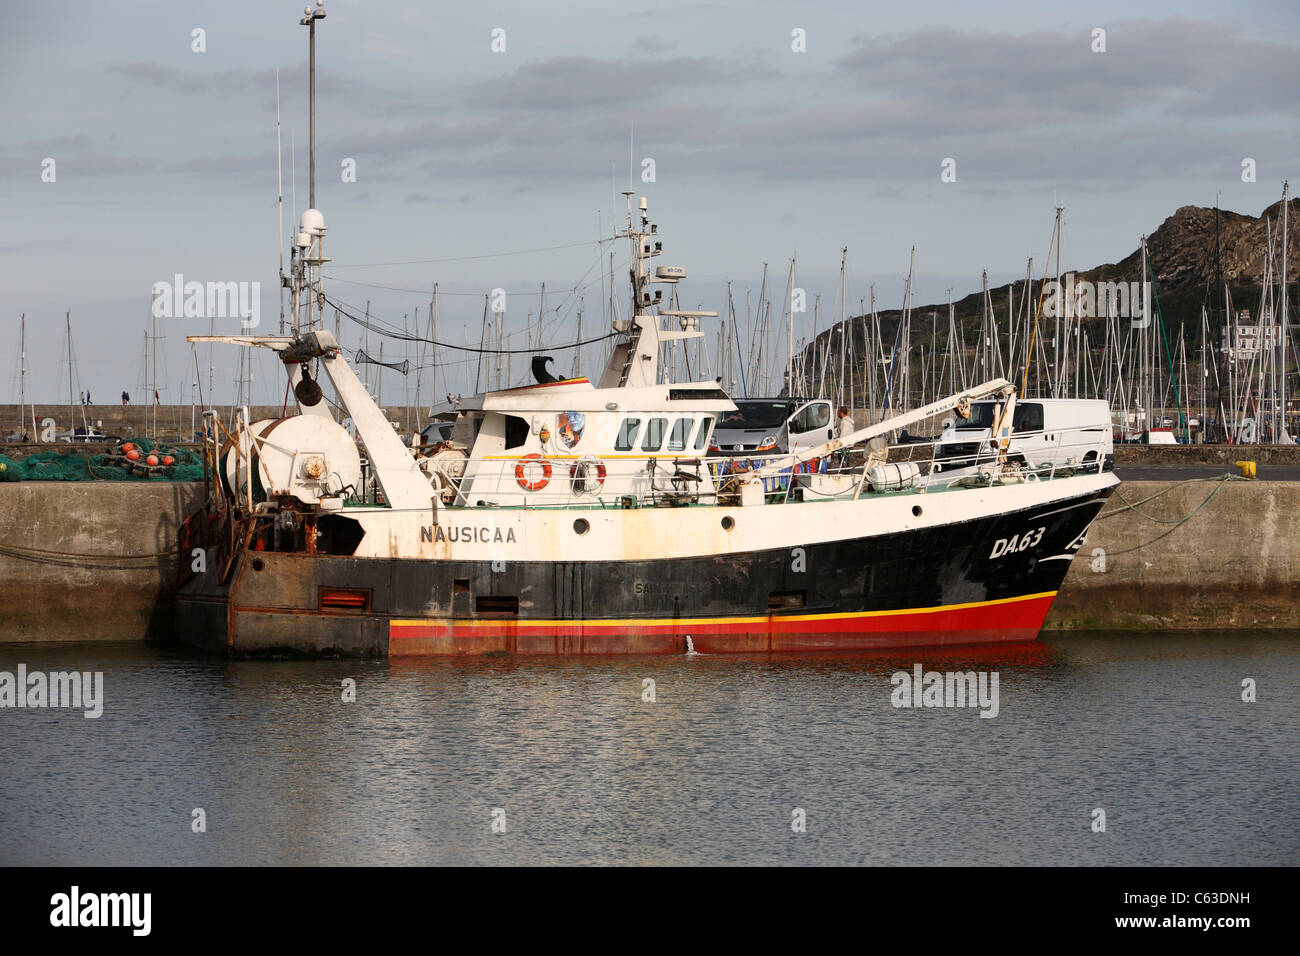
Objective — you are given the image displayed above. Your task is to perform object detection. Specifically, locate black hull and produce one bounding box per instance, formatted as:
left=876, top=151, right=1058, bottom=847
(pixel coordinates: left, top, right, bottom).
left=175, top=484, right=1113, bottom=656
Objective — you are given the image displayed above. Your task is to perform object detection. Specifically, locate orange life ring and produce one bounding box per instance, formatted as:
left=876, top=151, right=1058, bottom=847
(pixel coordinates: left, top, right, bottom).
left=569, top=455, right=607, bottom=493
left=516, top=453, right=552, bottom=492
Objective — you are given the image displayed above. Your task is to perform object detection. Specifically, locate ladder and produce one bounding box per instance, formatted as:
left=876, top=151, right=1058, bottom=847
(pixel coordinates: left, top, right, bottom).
left=616, top=322, right=643, bottom=387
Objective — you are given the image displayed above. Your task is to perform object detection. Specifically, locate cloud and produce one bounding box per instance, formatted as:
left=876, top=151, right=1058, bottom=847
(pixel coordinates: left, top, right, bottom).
left=467, top=55, right=718, bottom=110
left=36, top=18, right=1297, bottom=192
left=835, top=19, right=1298, bottom=125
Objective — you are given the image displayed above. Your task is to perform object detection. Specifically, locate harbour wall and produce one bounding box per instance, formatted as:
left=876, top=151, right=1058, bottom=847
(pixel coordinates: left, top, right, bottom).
left=1115, top=444, right=1300, bottom=466
left=1044, top=477, right=1300, bottom=631
left=0, top=403, right=428, bottom=443
left=0, top=482, right=205, bottom=643
left=0, top=474, right=1296, bottom=644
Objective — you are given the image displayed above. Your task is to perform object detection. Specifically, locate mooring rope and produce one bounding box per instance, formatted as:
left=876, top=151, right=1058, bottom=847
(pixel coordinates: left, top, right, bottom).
left=0, top=542, right=176, bottom=566
left=1096, top=473, right=1247, bottom=555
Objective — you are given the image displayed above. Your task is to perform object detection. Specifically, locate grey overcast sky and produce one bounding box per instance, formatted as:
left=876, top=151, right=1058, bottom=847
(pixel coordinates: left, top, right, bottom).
left=3, top=0, right=1298, bottom=405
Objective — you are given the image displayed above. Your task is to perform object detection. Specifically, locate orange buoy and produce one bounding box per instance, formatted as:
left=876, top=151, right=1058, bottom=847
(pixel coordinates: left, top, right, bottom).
left=515, top=453, right=552, bottom=492
left=125, top=448, right=141, bottom=461
left=146, top=454, right=159, bottom=466
left=162, top=455, right=175, bottom=466
left=122, top=442, right=135, bottom=452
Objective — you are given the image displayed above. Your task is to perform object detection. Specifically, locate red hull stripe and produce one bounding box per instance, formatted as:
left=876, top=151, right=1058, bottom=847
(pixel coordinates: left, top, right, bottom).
left=388, top=591, right=1058, bottom=653
left=501, top=377, right=590, bottom=391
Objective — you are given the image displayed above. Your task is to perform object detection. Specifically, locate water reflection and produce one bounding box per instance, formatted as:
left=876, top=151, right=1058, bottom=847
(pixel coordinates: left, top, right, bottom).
left=1, top=633, right=1296, bottom=865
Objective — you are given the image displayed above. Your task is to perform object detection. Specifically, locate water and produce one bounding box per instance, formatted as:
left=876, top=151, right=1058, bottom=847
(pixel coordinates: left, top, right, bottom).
left=1, top=633, right=1296, bottom=865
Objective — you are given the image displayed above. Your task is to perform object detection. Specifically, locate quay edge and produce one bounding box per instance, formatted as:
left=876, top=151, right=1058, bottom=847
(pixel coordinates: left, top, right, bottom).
left=4, top=477, right=1300, bottom=647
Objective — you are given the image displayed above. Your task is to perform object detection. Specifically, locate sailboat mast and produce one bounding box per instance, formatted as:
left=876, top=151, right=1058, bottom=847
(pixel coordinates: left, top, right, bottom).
left=786, top=257, right=795, bottom=397
left=18, top=315, right=29, bottom=439
left=838, top=247, right=847, bottom=408
left=430, top=283, right=439, bottom=406
left=1053, top=205, right=1063, bottom=398
left=1281, top=180, right=1290, bottom=440
left=151, top=290, right=158, bottom=437
left=65, top=312, right=75, bottom=438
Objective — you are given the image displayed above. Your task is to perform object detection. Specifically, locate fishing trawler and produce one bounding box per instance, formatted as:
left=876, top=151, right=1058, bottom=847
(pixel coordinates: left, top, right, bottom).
left=172, top=4, right=1117, bottom=656
left=173, top=188, right=1119, bottom=657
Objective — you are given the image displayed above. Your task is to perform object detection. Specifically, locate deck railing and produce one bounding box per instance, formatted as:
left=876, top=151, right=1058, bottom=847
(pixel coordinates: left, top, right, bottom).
left=201, top=408, right=1111, bottom=513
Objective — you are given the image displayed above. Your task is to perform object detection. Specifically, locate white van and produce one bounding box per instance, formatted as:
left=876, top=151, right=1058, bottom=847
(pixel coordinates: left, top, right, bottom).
left=708, top=398, right=835, bottom=456
left=933, top=398, right=1114, bottom=476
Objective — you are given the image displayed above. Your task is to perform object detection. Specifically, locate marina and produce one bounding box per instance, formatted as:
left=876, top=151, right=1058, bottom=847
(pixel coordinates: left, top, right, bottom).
left=1, top=0, right=1296, bottom=892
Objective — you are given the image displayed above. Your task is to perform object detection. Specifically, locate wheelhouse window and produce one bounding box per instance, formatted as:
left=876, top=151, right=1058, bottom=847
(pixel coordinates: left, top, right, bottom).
left=694, top=416, right=714, bottom=450
left=667, top=417, right=692, bottom=452
left=641, top=417, right=668, bottom=451
left=504, top=415, right=530, bottom=450
left=615, top=417, right=641, bottom=451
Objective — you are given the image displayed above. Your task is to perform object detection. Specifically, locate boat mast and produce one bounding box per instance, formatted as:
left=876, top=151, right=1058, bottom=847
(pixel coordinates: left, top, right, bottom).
left=572, top=296, right=583, bottom=378
left=277, top=69, right=285, bottom=335
left=301, top=2, right=325, bottom=209
left=151, top=287, right=158, bottom=437
left=64, top=312, right=75, bottom=438
left=293, top=2, right=327, bottom=337
left=1281, top=180, right=1291, bottom=440
left=869, top=285, right=879, bottom=420
left=786, top=256, right=795, bottom=397
left=1052, top=203, right=1063, bottom=398
left=838, top=247, right=848, bottom=409
left=18, top=315, right=29, bottom=440
left=430, top=283, right=439, bottom=405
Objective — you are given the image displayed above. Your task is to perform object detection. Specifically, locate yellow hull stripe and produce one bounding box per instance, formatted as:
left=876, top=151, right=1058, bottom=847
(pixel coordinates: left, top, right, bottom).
left=390, top=590, right=1058, bottom=630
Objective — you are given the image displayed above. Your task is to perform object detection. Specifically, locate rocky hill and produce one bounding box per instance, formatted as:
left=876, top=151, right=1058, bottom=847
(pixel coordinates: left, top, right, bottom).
left=804, top=197, right=1300, bottom=384
left=1098, top=197, right=1300, bottom=292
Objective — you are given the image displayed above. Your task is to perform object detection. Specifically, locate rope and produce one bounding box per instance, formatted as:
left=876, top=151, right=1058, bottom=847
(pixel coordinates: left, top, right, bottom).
left=324, top=294, right=619, bottom=355
left=1096, top=473, right=1246, bottom=555
left=0, top=542, right=176, bottom=568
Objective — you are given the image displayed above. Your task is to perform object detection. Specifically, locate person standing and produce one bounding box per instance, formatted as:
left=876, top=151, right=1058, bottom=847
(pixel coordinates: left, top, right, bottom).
left=836, top=406, right=853, bottom=440
left=835, top=406, right=853, bottom=470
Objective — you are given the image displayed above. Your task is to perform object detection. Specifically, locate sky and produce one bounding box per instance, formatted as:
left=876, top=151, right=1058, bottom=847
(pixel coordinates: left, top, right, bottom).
left=3, top=0, right=1298, bottom=406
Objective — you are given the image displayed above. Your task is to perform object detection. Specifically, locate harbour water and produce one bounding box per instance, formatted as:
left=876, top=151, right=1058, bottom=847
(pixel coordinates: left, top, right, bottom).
left=1, top=632, right=1296, bottom=866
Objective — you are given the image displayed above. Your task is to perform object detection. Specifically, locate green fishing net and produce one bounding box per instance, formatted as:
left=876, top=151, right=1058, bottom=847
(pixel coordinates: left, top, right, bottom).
left=0, top=444, right=204, bottom=482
